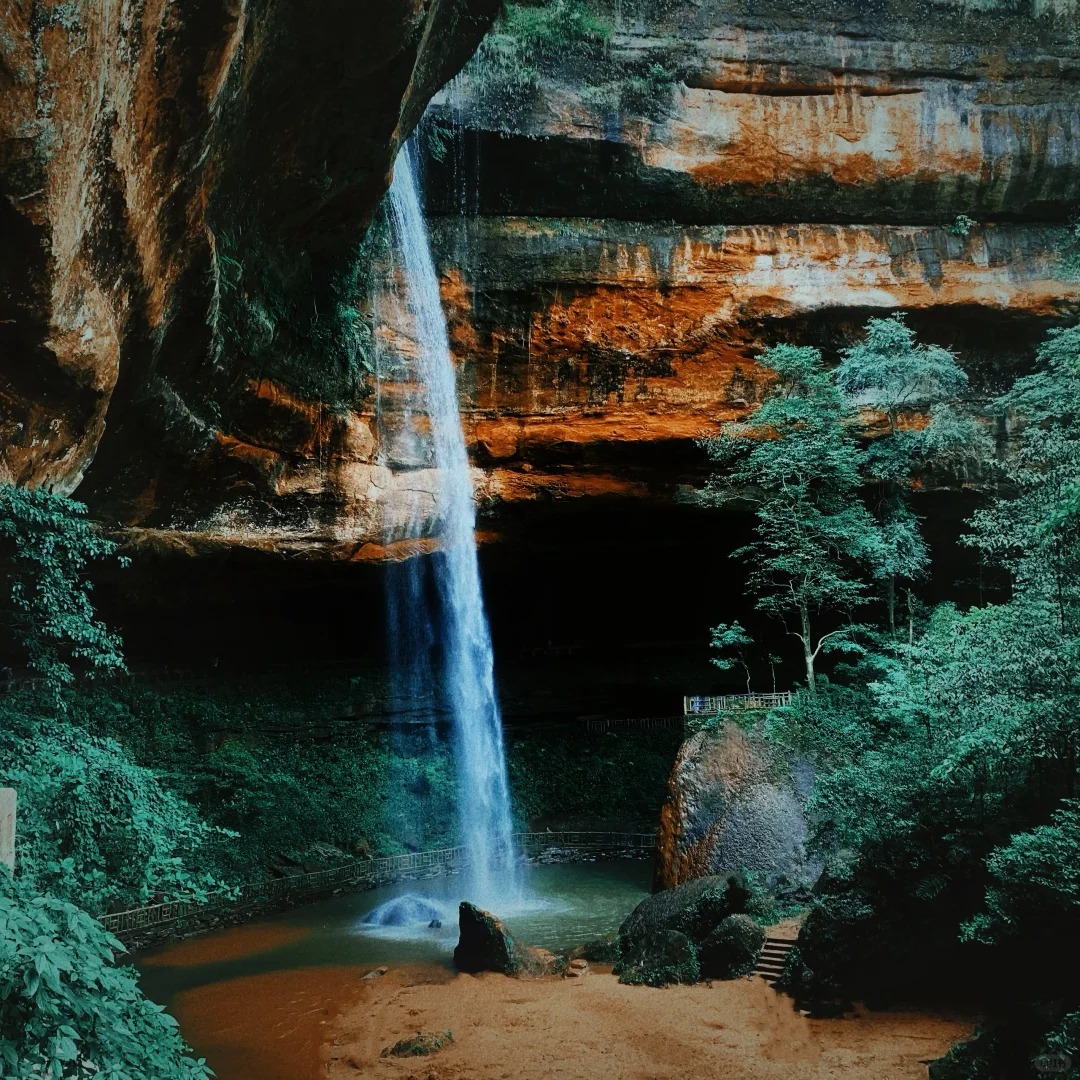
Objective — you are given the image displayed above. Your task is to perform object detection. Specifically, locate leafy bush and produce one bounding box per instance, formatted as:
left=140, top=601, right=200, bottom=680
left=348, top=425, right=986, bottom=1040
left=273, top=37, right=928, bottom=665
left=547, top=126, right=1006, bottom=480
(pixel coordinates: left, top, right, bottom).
left=769, top=323, right=1080, bottom=1065
left=699, top=913, right=765, bottom=979
left=0, top=705, right=233, bottom=913
left=0, top=485, right=125, bottom=695
left=0, top=871, right=211, bottom=1080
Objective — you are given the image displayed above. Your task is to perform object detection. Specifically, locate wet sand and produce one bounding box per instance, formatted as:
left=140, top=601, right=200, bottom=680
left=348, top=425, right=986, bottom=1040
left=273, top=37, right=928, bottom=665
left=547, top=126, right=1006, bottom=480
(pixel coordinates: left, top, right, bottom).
left=169, top=962, right=973, bottom=1080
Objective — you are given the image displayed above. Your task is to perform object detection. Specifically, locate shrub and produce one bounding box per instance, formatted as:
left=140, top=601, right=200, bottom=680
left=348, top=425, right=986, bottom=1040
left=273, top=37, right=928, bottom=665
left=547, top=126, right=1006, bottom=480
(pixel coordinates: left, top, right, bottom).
left=0, top=705, right=232, bottom=913
left=0, top=872, right=212, bottom=1080
left=699, top=913, right=765, bottom=979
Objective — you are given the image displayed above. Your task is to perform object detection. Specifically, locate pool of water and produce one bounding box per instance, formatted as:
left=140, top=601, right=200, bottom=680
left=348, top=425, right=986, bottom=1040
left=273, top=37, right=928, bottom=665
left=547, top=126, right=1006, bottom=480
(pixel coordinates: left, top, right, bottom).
left=137, top=860, right=650, bottom=1004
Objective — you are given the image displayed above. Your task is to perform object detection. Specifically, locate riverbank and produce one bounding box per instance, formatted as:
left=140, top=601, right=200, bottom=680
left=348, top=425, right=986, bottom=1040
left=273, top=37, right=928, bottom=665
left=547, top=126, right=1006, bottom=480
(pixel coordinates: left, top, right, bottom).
left=165, top=961, right=973, bottom=1080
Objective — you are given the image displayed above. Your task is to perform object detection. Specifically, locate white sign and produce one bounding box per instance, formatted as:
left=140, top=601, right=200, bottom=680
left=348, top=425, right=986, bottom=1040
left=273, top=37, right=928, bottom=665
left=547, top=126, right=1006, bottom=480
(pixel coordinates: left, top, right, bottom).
left=0, top=789, right=15, bottom=870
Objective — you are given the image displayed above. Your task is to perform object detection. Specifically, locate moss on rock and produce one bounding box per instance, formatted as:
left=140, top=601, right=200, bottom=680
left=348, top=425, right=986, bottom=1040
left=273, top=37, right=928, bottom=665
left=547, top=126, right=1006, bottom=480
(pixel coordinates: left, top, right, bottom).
left=381, top=1030, right=454, bottom=1057
left=615, top=928, right=701, bottom=987
left=699, top=914, right=766, bottom=979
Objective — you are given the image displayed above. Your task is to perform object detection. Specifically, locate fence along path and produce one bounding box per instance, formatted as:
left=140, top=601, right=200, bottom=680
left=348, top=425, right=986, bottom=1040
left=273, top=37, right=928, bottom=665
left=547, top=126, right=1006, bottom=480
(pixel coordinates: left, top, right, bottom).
left=99, top=831, right=655, bottom=938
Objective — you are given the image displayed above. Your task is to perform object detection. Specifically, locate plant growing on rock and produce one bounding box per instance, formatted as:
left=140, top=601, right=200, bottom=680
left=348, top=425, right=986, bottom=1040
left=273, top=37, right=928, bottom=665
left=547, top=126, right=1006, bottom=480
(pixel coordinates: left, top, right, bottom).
left=0, top=485, right=126, bottom=698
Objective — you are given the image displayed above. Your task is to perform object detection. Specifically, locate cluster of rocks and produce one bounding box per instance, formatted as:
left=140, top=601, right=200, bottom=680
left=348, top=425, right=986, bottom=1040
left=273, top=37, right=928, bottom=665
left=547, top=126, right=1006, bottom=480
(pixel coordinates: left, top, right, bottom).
left=452, top=873, right=773, bottom=988
left=612, top=874, right=768, bottom=987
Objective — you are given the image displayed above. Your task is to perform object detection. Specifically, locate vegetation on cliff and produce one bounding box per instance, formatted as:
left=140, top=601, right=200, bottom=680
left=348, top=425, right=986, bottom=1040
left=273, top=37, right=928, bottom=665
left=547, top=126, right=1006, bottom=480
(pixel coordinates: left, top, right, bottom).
left=701, top=316, right=976, bottom=687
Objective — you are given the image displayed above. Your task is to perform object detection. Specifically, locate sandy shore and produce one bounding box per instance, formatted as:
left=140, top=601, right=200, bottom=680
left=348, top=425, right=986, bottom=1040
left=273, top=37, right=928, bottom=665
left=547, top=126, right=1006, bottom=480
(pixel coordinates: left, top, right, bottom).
left=169, top=961, right=972, bottom=1080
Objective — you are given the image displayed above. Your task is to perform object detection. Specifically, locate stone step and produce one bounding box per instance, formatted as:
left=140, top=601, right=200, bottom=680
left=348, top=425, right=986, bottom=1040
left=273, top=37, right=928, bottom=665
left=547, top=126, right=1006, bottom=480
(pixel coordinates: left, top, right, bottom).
left=754, top=936, right=796, bottom=981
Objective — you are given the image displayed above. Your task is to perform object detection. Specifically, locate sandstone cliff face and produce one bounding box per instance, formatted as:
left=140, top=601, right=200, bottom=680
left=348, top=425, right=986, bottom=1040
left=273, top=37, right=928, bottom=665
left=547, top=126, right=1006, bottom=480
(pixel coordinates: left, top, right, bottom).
left=0, top=0, right=497, bottom=521
left=3, top=0, right=1078, bottom=554
left=426, top=0, right=1080, bottom=532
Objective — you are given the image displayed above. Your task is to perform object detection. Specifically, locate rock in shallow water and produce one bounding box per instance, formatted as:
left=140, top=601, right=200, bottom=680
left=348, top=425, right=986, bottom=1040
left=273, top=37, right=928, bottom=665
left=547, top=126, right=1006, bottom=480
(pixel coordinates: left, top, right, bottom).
left=453, top=902, right=564, bottom=977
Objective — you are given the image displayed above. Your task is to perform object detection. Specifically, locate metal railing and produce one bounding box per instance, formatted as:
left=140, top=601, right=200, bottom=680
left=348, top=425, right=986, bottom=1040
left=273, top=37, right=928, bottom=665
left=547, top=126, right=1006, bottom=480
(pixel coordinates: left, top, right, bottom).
left=583, top=716, right=684, bottom=733
left=683, top=692, right=794, bottom=715
left=98, top=831, right=654, bottom=938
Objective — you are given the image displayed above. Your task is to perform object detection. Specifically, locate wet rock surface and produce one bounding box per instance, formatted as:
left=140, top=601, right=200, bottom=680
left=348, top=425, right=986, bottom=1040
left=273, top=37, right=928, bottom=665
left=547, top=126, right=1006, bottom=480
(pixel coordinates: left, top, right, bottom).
left=453, top=901, right=565, bottom=977
left=655, top=722, right=812, bottom=890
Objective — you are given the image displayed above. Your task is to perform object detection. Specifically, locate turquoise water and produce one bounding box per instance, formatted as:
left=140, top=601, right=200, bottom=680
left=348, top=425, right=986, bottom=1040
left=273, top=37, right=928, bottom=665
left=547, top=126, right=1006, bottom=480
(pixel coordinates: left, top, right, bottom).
left=137, top=860, right=650, bottom=1004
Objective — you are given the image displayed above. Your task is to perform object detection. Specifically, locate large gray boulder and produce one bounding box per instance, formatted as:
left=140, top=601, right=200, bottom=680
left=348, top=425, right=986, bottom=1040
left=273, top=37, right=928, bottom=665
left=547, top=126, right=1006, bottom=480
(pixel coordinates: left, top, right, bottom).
left=453, top=902, right=563, bottom=977
left=655, top=721, right=811, bottom=889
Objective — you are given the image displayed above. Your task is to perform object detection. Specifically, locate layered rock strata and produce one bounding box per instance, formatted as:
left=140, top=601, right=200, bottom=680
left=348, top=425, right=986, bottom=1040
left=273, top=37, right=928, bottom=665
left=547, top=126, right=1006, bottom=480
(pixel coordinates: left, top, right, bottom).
left=3, top=0, right=1078, bottom=554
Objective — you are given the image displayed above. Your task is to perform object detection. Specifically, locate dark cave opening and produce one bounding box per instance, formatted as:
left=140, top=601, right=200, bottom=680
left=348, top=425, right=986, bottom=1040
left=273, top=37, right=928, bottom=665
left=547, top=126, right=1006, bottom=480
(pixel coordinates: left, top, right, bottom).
left=75, top=487, right=996, bottom=723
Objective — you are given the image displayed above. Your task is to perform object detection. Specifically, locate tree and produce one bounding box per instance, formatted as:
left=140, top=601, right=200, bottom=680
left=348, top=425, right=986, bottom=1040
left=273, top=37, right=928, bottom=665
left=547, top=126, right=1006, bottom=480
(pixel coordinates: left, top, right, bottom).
left=834, top=314, right=978, bottom=633
left=702, top=344, right=884, bottom=690
left=0, top=485, right=126, bottom=698
left=966, top=324, right=1080, bottom=630
left=709, top=621, right=753, bottom=693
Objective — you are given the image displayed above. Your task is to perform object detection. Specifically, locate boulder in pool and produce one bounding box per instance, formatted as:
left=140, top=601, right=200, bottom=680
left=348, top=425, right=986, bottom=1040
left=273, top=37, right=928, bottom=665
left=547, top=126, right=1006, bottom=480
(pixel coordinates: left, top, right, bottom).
left=453, top=902, right=563, bottom=977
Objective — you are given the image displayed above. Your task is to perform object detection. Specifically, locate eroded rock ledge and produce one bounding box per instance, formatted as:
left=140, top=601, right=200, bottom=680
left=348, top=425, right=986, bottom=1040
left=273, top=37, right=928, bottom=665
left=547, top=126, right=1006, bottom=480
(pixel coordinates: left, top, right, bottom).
left=2, top=0, right=1077, bottom=559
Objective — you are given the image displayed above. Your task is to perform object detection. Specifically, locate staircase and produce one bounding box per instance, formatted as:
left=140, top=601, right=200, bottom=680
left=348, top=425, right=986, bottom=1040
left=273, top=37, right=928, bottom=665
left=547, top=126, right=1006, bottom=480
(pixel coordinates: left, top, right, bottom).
left=754, top=936, right=796, bottom=983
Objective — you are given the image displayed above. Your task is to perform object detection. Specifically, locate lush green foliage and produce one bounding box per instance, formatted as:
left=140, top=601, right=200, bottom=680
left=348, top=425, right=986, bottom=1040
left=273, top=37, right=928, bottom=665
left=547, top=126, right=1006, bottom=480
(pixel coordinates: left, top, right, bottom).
left=0, top=704, right=232, bottom=913
left=0, top=490, right=225, bottom=1078
left=464, top=0, right=687, bottom=125
left=708, top=621, right=753, bottom=693
left=767, top=321, right=1080, bottom=1073
left=702, top=343, right=885, bottom=688
left=704, top=318, right=980, bottom=686
left=835, top=314, right=979, bottom=631
left=0, top=872, right=211, bottom=1080
left=966, top=324, right=1080, bottom=620
left=506, top=726, right=680, bottom=828
left=211, top=224, right=374, bottom=406
left=38, top=674, right=677, bottom=876
left=0, top=486, right=125, bottom=695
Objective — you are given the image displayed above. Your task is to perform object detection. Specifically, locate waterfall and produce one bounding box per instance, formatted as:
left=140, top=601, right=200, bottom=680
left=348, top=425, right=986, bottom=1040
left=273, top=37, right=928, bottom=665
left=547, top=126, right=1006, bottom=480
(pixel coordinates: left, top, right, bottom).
left=379, top=140, right=521, bottom=908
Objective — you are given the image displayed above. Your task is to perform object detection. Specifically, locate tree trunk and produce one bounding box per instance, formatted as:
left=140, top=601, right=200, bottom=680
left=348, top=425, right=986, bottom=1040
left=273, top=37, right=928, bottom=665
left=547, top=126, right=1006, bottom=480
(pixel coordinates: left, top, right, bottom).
left=800, top=605, right=816, bottom=692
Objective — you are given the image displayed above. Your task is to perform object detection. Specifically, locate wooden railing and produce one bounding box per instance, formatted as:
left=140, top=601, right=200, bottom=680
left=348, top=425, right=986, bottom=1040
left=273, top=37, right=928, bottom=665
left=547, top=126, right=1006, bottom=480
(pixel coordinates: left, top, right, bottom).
left=683, top=692, right=794, bottom=716
left=98, top=831, right=654, bottom=938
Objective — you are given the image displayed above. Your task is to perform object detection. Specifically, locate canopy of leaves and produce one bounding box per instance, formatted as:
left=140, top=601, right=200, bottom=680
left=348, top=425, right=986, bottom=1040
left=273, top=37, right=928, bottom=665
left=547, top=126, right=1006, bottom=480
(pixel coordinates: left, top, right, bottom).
left=702, top=344, right=884, bottom=679
left=834, top=314, right=968, bottom=419
left=773, top=322, right=1080, bottom=1071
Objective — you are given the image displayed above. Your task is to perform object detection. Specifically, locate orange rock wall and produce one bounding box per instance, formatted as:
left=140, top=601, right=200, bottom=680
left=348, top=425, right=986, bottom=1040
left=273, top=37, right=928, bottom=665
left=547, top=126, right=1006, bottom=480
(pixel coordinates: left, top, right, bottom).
left=3, top=0, right=1077, bottom=557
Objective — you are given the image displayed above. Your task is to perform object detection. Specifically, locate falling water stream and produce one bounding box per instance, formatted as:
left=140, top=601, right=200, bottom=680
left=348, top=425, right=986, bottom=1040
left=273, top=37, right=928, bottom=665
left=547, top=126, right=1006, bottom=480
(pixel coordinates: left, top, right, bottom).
left=376, top=139, right=521, bottom=913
